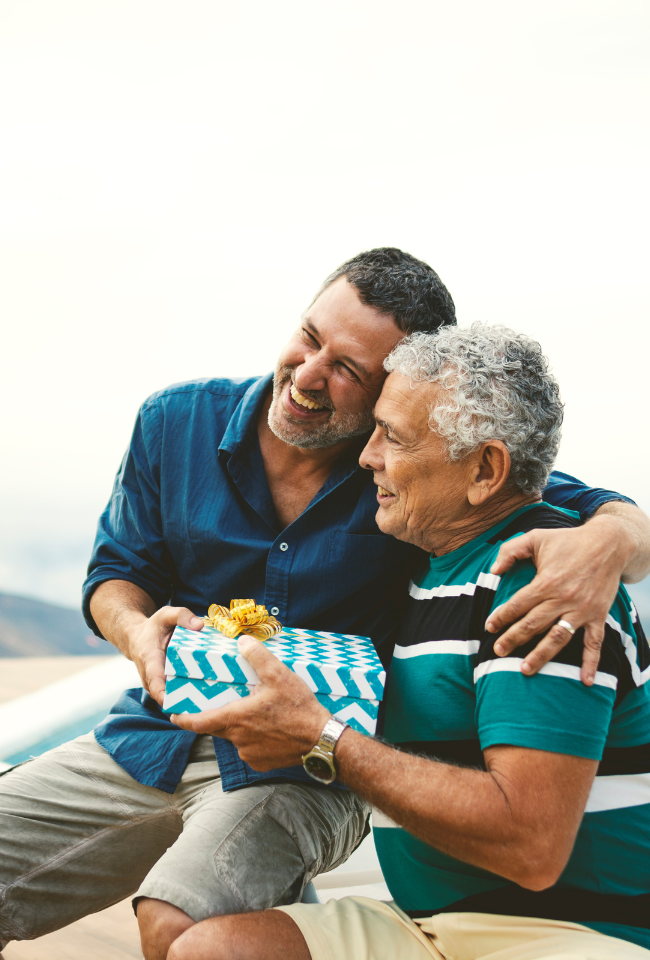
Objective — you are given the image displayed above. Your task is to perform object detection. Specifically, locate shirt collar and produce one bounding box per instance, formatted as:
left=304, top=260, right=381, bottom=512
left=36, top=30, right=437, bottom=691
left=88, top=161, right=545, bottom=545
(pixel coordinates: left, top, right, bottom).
left=219, top=372, right=274, bottom=457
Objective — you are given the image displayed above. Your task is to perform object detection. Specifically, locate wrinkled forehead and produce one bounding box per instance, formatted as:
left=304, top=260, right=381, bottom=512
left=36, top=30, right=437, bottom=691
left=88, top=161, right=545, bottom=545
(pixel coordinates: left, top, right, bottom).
left=374, top=373, right=444, bottom=436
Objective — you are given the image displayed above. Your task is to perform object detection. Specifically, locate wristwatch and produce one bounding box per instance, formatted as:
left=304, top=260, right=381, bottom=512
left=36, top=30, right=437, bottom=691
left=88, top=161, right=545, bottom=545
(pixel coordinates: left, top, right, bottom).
left=302, top=717, right=348, bottom=784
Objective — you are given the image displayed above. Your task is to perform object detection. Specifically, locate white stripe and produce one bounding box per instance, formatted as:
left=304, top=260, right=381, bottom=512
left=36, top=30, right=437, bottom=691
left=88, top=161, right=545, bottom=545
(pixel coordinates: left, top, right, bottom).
left=605, top=614, right=650, bottom=687
left=162, top=683, right=243, bottom=712
left=409, top=571, right=501, bottom=601
left=586, top=773, right=650, bottom=813
left=394, top=640, right=480, bottom=659
left=371, top=807, right=400, bottom=829
left=332, top=703, right=376, bottom=734
left=473, top=657, right=618, bottom=689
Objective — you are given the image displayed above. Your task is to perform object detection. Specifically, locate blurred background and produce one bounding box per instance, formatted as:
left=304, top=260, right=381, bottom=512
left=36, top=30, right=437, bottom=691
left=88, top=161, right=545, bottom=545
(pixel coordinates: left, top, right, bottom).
left=0, top=4, right=648, bottom=952
left=1, top=0, right=649, bottom=642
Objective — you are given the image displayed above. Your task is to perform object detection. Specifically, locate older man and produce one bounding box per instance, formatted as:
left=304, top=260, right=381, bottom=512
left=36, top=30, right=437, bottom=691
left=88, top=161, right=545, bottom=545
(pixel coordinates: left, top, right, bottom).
left=170, top=325, right=650, bottom=959
left=0, top=250, right=647, bottom=959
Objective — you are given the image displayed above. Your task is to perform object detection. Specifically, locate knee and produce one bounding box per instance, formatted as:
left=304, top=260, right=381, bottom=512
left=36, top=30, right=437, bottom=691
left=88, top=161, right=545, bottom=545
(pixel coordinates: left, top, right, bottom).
left=137, top=897, right=194, bottom=960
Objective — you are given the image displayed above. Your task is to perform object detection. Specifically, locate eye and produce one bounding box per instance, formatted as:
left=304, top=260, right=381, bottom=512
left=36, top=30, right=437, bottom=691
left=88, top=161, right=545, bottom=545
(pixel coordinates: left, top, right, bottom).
left=335, top=361, right=361, bottom=383
left=302, top=328, right=320, bottom=348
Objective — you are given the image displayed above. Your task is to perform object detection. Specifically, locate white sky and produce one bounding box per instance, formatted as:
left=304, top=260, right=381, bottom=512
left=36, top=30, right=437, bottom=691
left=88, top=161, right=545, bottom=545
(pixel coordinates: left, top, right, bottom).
left=1, top=0, right=649, bottom=608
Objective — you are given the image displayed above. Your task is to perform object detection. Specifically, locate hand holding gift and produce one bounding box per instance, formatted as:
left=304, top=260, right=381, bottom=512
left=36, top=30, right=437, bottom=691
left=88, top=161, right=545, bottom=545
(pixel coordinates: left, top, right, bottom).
left=163, top=599, right=385, bottom=746
left=171, top=635, right=331, bottom=770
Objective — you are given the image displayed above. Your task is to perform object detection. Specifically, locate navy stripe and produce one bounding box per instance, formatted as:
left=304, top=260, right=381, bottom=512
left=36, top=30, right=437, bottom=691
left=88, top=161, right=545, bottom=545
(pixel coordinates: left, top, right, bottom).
left=397, top=589, right=495, bottom=647
left=395, top=740, right=486, bottom=769
left=485, top=503, right=581, bottom=545
left=406, top=884, right=650, bottom=930
left=599, top=743, right=650, bottom=776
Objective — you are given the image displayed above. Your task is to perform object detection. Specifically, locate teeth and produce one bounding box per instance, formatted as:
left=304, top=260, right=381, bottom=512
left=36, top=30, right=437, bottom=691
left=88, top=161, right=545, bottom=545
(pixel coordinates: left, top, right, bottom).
left=378, top=486, right=392, bottom=497
left=290, top=383, right=326, bottom=410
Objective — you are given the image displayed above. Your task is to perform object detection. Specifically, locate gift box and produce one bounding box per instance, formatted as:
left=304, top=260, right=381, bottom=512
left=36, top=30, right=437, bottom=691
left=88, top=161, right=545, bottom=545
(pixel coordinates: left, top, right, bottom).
left=162, top=626, right=385, bottom=735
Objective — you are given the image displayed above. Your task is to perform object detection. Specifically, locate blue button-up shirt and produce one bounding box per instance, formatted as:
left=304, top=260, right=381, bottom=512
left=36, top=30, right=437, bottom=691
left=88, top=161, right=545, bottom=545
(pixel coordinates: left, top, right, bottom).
left=83, top=374, right=634, bottom=793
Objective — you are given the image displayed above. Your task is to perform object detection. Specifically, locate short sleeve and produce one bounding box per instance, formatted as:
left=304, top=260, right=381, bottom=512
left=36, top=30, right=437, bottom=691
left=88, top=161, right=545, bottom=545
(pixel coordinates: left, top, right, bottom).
left=82, top=400, right=174, bottom=636
left=474, top=559, right=620, bottom=760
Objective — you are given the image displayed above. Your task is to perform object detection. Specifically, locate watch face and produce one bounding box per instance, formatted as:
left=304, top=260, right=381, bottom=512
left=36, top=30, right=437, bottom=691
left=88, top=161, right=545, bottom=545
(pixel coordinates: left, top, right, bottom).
left=304, top=753, right=334, bottom=782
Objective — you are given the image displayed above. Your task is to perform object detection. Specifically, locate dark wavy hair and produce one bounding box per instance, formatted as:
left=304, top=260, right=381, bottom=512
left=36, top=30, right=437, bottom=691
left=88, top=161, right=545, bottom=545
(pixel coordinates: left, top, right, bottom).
left=319, top=247, right=456, bottom=334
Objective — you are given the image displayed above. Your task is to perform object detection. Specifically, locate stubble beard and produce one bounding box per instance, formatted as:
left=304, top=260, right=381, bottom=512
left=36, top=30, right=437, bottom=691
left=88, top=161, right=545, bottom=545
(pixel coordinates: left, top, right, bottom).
left=267, top=364, right=374, bottom=450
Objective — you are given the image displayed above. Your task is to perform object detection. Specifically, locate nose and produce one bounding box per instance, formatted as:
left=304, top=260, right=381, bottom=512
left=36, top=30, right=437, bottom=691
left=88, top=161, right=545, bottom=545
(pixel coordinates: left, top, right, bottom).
left=294, top=351, right=328, bottom=394
left=359, top=425, right=384, bottom=472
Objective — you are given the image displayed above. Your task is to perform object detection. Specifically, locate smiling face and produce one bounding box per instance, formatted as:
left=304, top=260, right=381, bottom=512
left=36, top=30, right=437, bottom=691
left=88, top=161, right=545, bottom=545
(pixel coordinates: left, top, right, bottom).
left=360, top=373, right=485, bottom=552
left=267, top=278, right=403, bottom=450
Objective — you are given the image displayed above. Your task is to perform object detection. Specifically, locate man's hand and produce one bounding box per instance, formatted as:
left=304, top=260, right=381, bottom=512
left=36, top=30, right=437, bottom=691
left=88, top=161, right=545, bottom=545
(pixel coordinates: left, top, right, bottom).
left=171, top=636, right=330, bottom=769
left=486, top=504, right=650, bottom=684
left=89, top=580, right=204, bottom=705
left=127, top=606, right=205, bottom=704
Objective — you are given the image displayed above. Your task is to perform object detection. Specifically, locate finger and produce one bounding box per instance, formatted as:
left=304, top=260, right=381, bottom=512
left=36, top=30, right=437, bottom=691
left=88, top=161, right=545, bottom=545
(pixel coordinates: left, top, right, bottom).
left=237, top=635, right=285, bottom=680
left=485, top=574, right=556, bottom=639
left=491, top=599, right=564, bottom=654
left=148, top=674, right=167, bottom=706
left=520, top=613, right=581, bottom=676
left=140, top=649, right=167, bottom=704
left=156, top=606, right=205, bottom=632
left=170, top=705, right=233, bottom=735
left=489, top=533, right=535, bottom=576
left=580, top=622, right=606, bottom=687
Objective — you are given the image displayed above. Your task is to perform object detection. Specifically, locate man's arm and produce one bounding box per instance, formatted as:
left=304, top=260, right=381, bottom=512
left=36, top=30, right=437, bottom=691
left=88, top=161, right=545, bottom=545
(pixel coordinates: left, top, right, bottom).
left=171, top=637, right=596, bottom=890
left=487, top=502, right=650, bottom=683
left=90, top=580, right=204, bottom=705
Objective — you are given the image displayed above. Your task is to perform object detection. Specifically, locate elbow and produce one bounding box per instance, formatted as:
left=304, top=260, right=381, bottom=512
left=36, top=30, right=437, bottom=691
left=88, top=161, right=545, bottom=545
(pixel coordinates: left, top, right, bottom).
left=506, top=838, right=569, bottom=891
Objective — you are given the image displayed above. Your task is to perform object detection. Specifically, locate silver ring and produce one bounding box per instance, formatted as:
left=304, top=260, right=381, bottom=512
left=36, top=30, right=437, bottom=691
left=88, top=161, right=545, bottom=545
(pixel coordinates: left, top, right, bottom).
left=557, top=619, right=576, bottom=635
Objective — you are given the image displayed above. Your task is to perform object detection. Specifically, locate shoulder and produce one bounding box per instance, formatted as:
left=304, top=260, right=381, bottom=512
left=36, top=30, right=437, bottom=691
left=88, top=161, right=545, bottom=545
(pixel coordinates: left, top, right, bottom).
left=486, top=502, right=581, bottom=547
left=141, top=376, right=261, bottom=412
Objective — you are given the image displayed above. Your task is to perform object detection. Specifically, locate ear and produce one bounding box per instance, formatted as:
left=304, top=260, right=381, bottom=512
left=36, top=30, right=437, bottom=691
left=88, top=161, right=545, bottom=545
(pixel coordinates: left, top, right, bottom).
left=467, top=441, right=511, bottom=506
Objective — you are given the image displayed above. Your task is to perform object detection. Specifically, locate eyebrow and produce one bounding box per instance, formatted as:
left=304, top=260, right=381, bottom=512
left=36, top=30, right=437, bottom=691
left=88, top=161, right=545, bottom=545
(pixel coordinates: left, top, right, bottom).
left=303, top=318, right=371, bottom=381
left=374, top=416, right=408, bottom=443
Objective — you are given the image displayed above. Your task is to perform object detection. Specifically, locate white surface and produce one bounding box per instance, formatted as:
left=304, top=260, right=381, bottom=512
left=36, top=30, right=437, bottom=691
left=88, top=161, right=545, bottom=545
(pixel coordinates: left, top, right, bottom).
left=0, top=657, right=141, bottom=761
left=0, top=2, right=649, bottom=607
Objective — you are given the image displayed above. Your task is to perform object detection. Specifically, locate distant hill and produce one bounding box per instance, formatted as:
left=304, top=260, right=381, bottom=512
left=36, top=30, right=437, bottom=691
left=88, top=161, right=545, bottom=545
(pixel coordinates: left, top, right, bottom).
left=0, top=593, right=118, bottom=657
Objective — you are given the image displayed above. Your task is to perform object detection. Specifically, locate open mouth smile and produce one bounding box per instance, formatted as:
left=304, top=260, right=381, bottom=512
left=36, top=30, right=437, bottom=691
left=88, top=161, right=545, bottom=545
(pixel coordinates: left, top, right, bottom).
left=286, top=382, right=330, bottom=417
left=376, top=484, right=395, bottom=502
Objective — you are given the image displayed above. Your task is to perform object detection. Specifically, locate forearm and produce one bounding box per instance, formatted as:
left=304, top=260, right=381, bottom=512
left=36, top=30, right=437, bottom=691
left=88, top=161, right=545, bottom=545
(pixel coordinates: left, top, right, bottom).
left=592, top=502, right=650, bottom=583
left=89, top=579, right=157, bottom=657
left=336, top=733, right=549, bottom=887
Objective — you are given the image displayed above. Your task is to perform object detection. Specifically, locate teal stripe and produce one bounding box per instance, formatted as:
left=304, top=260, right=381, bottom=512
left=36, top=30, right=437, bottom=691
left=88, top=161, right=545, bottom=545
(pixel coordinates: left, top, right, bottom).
left=563, top=803, right=650, bottom=895
left=477, top=672, right=614, bottom=760
left=373, top=827, right=506, bottom=911
left=384, top=655, right=476, bottom=742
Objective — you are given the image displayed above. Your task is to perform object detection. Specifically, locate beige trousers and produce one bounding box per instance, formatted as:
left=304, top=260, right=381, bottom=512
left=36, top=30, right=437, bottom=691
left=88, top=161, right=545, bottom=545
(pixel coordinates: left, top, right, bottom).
left=277, top=896, right=650, bottom=959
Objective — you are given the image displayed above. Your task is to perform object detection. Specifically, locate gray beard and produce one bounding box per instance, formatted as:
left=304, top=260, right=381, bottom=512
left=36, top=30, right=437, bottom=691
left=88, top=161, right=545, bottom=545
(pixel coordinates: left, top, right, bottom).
left=267, top=370, right=373, bottom=450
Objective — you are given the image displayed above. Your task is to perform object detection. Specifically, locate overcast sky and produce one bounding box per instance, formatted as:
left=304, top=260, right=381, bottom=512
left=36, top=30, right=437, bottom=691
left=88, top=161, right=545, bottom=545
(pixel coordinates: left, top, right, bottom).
left=1, top=0, right=649, bottom=608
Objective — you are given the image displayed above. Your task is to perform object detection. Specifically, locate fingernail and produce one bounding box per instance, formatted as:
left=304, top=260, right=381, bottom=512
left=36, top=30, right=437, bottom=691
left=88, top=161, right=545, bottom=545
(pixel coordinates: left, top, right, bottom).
left=190, top=617, right=204, bottom=628
left=521, top=662, right=532, bottom=675
left=494, top=642, right=504, bottom=656
left=485, top=620, right=495, bottom=632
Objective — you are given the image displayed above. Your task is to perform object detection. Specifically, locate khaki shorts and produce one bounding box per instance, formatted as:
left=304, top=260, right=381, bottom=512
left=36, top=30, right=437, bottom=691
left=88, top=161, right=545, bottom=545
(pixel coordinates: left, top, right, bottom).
left=0, top=733, right=368, bottom=944
left=277, top=897, right=650, bottom=959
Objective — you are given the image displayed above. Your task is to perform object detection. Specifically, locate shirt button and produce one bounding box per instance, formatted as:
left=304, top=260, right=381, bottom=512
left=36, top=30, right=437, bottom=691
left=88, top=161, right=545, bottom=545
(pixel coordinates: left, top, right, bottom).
left=270, top=606, right=280, bottom=616
left=279, top=542, right=289, bottom=552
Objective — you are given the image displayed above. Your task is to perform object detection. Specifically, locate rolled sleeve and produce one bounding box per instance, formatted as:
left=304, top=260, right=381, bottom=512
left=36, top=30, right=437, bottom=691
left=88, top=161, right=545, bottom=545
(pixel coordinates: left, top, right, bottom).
left=543, top=470, right=636, bottom=522
left=82, top=402, right=173, bottom=636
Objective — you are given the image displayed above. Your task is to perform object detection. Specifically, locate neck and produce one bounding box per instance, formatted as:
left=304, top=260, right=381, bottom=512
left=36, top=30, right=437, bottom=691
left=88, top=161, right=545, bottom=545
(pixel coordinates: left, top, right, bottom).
left=428, top=490, right=541, bottom=557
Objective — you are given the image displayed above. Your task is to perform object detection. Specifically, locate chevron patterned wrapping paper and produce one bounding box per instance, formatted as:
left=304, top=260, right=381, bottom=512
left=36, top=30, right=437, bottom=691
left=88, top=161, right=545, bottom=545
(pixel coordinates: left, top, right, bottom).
left=163, top=624, right=385, bottom=734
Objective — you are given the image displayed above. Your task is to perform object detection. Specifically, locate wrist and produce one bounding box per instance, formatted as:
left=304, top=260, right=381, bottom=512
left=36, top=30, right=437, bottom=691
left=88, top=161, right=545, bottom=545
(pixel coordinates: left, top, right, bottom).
left=590, top=512, right=636, bottom=566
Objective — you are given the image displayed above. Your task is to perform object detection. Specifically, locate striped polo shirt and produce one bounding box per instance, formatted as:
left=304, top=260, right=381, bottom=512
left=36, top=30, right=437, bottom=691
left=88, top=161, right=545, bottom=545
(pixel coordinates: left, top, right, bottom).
left=374, top=502, right=650, bottom=951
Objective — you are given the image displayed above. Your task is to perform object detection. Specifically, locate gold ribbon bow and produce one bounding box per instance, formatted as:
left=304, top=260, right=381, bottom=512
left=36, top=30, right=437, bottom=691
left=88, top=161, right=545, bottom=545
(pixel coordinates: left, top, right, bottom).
left=204, top=599, right=283, bottom=641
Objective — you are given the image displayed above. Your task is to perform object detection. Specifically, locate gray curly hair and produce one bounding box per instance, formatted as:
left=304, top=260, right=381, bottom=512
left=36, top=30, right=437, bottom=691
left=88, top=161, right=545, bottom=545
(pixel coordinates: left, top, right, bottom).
left=383, top=324, right=564, bottom=494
